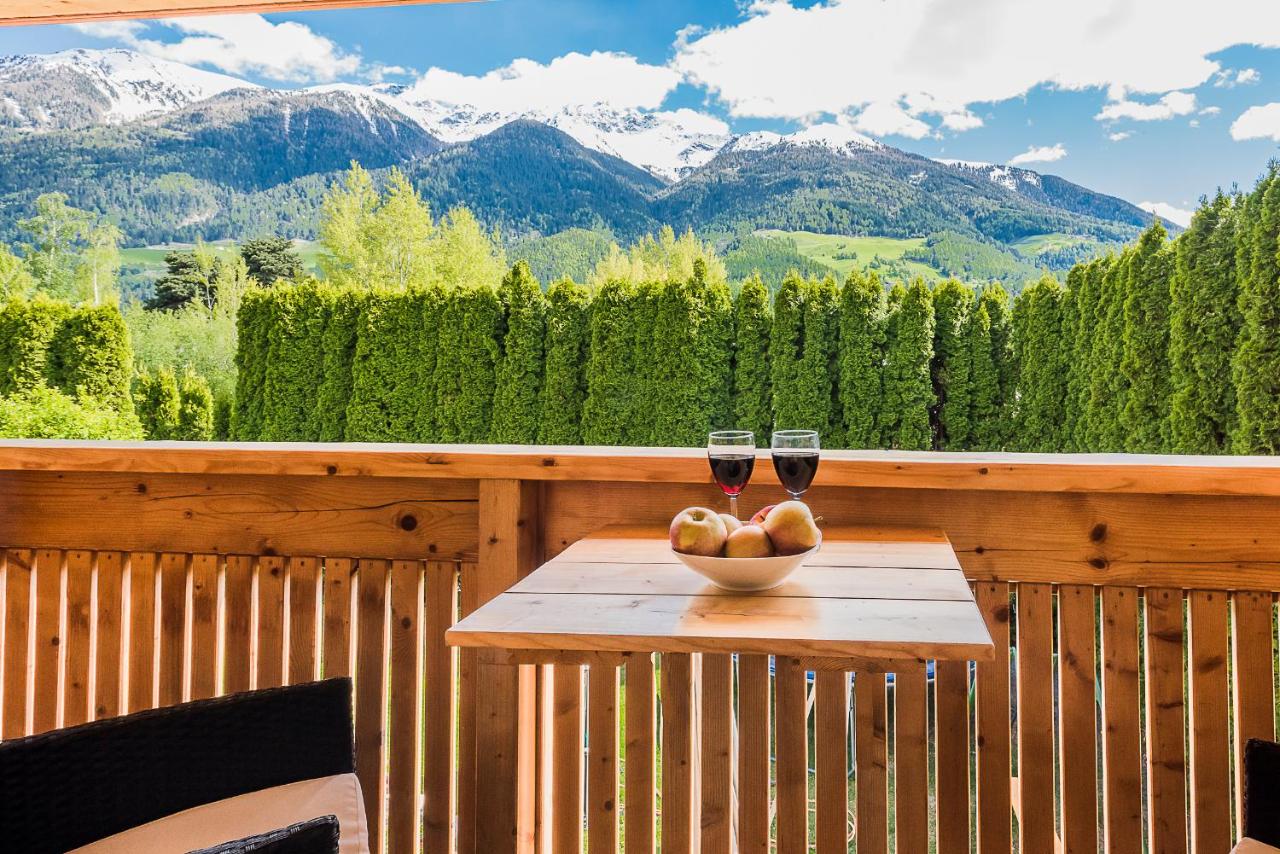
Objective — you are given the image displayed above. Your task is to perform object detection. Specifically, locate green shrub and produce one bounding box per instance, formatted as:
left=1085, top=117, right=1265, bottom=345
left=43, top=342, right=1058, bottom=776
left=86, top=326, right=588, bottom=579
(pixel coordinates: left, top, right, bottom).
left=48, top=303, right=133, bottom=407
left=771, top=273, right=840, bottom=439
left=316, top=288, right=360, bottom=442
left=538, top=278, right=591, bottom=444
left=212, top=394, right=233, bottom=441
left=434, top=286, right=502, bottom=443
left=231, top=288, right=270, bottom=440
left=491, top=262, right=546, bottom=444
left=346, top=287, right=440, bottom=442
left=0, top=384, right=142, bottom=440
left=0, top=296, right=73, bottom=396
left=880, top=279, right=934, bottom=449
left=731, top=274, right=772, bottom=445
left=581, top=278, right=638, bottom=445
left=176, top=368, right=214, bottom=441
left=261, top=281, right=327, bottom=441
left=930, top=279, right=974, bottom=450
left=838, top=270, right=886, bottom=448
left=135, top=366, right=181, bottom=440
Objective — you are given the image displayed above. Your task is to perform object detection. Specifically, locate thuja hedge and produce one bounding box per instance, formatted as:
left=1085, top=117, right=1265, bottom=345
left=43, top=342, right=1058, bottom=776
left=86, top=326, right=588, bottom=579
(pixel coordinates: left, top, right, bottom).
left=0, top=297, right=132, bottom=405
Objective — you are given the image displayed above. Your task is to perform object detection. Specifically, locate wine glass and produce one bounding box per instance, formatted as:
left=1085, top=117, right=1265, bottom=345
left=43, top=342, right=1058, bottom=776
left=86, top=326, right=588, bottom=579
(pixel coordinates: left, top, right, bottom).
left=771, top=430, right=820, bottom=501
left=708, top=430, right=755, bottom=520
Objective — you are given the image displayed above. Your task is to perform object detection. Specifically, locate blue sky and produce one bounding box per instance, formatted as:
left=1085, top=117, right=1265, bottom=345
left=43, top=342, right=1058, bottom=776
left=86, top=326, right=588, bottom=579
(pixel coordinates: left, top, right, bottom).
left=5, top=0, right=1280, bottom=223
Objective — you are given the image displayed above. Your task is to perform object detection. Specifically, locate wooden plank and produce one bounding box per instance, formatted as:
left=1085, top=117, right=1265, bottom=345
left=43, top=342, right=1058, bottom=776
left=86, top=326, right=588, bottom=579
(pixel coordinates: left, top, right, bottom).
left=157, top=553, right=187, bottom=707
left=255, top=555, right=285, bottom=689
left=32, top=549, right=61, bottom=734
left=895, top=668, right=930, bottom=854
left=222, top=555, right=253, bottom=694
left=287, top=556, right=319, bottom=684
left=1188, top=590, right=1231, bottom=854
left=126, top=552, right=156, bottom=713
left=975, top=582, right=1012, bottom=854
left=854, top=671, right=888, bottom=854
left=456, top=562, right=479, bottom=854
left=1058, top=584, right=1099, bottom=854
left=935, top=658, right=970, bottom=854
left=700, top=653, right=732, bottom=854
left=355, top=559, right=388, bottom=854
left=0, top=471, right=478, bottom=562
left=92, top=551, right=123, bottom=721
left=737, top=654, right=770, bottom=854
left=587, top=662, right=619, bottom=854
left=550, top=663, right=583, bottom=854
left=423, top=561, right=456, bottom=854
left=624, top=653, right=655, bottom=854
left=189, top=554, right=218, bottom=700
left=661, top=652, right=695, bottom=854
left=1233, top=590, right=1276, bottom=832
left=388, top=560, right=423, bottom=854
left=2, top=549, right=32, bottom=738
left=775, top=655, right=807, bottom=854
left=61, top=550, right=93, bottom=728
left=1101, top=586, right=1142, bottom=854
left=0, top=0, right=473, bottom=28
left=815, top=670, right=848, bottom=854
left=1015, top=583, right=1055, bottom=852
left=1144, top=587, right=1186, bottom=854
left=322, top=557, right=353, bottom=679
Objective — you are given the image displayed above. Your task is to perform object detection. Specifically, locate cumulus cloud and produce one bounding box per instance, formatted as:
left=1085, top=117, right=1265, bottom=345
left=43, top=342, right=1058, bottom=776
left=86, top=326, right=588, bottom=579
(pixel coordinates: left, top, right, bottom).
left=850, top=101, right=932, bottom=138
left=1009, top=143, right=1067, bottom=166
left=672, top=0, right=1280, bottom=136
left=1201, top=106, right=1222, bottom=115
left=1139, top=201, right=1194, bottom=226
left=69, top=21, right=146, bottom=39
left=1231, top=102, right=1280, bottom=141
left=1095, top=91, right=1197, bottom=122
left=941, top=110, right=984, bottom=131
left=405, top=52, right=681, bottom=112
left=1109, top=131, right=1132, bottom=141
left=1215, top=67, right=1260, bottom=87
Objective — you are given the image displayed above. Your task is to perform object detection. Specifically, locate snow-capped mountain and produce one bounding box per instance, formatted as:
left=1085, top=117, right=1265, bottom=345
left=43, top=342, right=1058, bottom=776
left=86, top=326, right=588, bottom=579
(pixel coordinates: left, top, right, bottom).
left=937, top=159, right=1044, bottom=194
left=0, top=48, right=254, bottom=130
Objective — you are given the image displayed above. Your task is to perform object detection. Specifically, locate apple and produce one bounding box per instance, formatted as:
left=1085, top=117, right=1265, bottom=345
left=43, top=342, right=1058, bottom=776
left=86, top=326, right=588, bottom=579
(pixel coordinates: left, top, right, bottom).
left=724, top=524, right=776, bottom=558
left=719, top=513, right=743, bottom=533
left=761, top=500, right=820, bottom=555
left=749, top=504, right=776, bottom=526
left=669, top=507, right=729, bottom=556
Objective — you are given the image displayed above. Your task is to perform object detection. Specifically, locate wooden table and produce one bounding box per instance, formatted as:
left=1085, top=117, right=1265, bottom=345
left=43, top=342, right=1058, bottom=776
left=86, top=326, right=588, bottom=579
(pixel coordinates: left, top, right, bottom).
left=447, top=525, right=995, bottom=854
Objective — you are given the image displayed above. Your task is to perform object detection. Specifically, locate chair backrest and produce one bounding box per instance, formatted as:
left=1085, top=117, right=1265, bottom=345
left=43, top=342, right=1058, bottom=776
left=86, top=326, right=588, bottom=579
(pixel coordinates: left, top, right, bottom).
left=1245, top=738, right=1280, bottom=848
left=0, top=678, right=354, bottom=854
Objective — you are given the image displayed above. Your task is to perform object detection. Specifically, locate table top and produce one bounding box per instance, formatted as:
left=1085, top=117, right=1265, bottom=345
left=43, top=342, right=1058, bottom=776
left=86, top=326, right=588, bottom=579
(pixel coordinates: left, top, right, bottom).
left=446, top=525, right=995, bottom=664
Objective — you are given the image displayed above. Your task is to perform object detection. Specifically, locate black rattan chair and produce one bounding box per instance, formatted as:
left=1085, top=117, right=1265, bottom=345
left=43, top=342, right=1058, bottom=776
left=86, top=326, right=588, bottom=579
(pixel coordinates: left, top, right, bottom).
left=1243, top=738, right=1280, bottom=849
left=0, top=678, right=354, bottom=854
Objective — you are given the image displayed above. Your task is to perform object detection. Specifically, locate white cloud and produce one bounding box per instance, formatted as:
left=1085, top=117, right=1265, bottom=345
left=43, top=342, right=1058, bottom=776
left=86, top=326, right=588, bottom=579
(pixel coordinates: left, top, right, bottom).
left=405, top=51, right=680, bottom=112
left=1215, top=67, right=1260, bottom=87
left=1200, top=106, right=1222, bottom=115
left=1095, top=91, right=1197, bottom=122
left=1009, top=143, right=1067, bottom=166
left=941, top=110, right=984, bottom=131
left=1231, top=102, right=1280, bottom=141
left=672, top=0, right=1280, bottom=135
left=1139, top=201, right=1194, bottom=226
left=69, top=21, right=146, bottom=39
left=1109, top=131, right=1132, bottom=141
left=850, top=100, right=931, bottom=138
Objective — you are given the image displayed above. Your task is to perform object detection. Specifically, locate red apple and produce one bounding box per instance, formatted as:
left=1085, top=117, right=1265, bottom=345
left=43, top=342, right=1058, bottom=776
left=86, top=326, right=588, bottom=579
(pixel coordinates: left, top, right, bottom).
left=761, top=500, right=820, bottom=555
left=669, top=507, right=728, bottom=556
left=749, top=504, right=776, bottom=526
left=724, top=524, right=776, bottom=558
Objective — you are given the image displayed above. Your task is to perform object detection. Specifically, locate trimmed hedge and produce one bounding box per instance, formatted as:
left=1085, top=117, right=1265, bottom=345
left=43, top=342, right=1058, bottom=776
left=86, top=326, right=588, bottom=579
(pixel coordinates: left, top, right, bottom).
left=0, top=297, right=131, bottom=405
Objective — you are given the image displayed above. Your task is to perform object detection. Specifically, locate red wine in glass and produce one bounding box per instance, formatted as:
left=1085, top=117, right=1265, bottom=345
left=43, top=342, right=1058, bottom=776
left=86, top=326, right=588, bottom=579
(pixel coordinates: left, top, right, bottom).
left=771, top=430, right=820, bottom=500
left=708, top=430, right=755, bottom=518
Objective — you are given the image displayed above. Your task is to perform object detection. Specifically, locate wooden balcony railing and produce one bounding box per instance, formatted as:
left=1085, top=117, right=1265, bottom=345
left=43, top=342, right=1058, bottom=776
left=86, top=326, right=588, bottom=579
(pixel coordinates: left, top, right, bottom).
left=0, top=441, right=1277, bottom=854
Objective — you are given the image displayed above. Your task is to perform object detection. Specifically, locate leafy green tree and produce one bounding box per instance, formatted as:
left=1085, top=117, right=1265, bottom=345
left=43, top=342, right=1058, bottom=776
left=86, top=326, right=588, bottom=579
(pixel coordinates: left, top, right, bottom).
left=1232, top=169, right=1280, bottom=453
left=491, top=262, right=547, bottom=444
left=731, top=274, right=772, bottom=446
left=18, top=193, right=93, bottom=300
left=538, top=278, right=591, bottom=444
left=135, top=366, right=181, bottom=440
left=434, top=285, right=502, bottom=442
left=970, top=284, right=1012, bottom=450
left=1084, top=252, right=1130, bottom=451
left=1119, top=222, right=1172, bottom=452
left=930, top=279, right=974, bottom=449
left=241, top=237, right=304, bottom=286
left=0, top=296, right=73, bottom=395
left=47, top=303, right=133, bottom=407
left=176, top=368, right=214, bottom=441
left=582, top=278, right=638, bottom=445
left=879, top=278, right=934, bottom=449
left=318, top=163, right=383, bottom=287
left=430, top=207, right=507, bottom=289
left=76, top=220, right=122, bottom=306
left=0, top=245, right=33, bottom=299
left=1169, top=192, right=1239, bottom=453
left=345, top=287, right=439, bottom=441
left=1012, top=275, right=1068, bottom=451
left=0, top=384, right=142, bottom=440
left=590, top=226, right=727, bottom=290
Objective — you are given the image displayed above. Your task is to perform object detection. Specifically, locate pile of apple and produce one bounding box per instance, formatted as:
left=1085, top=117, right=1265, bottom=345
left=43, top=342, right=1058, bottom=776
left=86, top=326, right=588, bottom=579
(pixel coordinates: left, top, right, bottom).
left=669, top=501, right=821, bottom=558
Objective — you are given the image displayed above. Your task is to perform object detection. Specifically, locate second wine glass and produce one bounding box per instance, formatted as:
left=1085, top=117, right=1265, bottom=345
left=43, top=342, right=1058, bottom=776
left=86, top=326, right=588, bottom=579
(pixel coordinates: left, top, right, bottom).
left=772, top=430, right=820, bottom=501
left=707, top=430, right=755, bottom=519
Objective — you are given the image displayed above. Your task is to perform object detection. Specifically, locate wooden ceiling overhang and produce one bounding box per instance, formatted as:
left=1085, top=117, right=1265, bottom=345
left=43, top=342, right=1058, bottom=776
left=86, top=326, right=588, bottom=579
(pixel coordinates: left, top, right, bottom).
left=1, top=0, right=473, bottom=28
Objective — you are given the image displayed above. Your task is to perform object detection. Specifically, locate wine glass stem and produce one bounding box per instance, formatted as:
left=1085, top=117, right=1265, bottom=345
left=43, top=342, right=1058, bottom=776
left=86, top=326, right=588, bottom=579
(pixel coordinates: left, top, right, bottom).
left=729, top=494, right=739, bottom=520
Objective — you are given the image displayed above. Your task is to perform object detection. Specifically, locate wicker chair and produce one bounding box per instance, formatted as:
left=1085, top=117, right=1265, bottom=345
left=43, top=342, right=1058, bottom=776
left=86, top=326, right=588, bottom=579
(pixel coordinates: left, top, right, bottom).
left=0, top=678, right=357, bottom=854
left=1235, top=738, right=1280, bottom=853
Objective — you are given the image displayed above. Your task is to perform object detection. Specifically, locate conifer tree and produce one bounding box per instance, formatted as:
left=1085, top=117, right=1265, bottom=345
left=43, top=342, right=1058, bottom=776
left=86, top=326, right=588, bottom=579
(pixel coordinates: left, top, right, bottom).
left=345, top=287, right=438, bottom=441
left=1232, top=169, right=1280, bottom=453
left=837, top=269, right=885, bottom=448
left=47, top=303, right=133, bottom=407
left=965, top=297, right=998, bottom=450
left=261, top=282, right=327, bottom=441
left=135, top=366, right=181, bottom=440
left=627, top=281, right=661, bottom=444
left=582, top=279, right=637, bottom=445
left=1084, top=252, right=1130, bottom=451
left=1065, top=260, right=1103, bottom=450
left=231, top=289, right=270, bottom=440
left=491, top=262, right=547, bottom=444
left=770, top=273, right=806, bottom=432
left=1119, top=222, right=1172, bottom=452
left=176, top=368, right=214, bottom=441
left=1169, top=192, right=1239, bottom=453
left=434, top=285, right=501, bottom=443
left=316, top=288, right=360, bottom=442
left=971, top=284, right=1012, bottom=449
left=1057, top=277, right=1080, bottom=450
left=879, top=278, right=934, bottom=449
left=930, top=279, right=974, bottom=450
left=1012, top=276, right=1068, bottom=452
left=0, top=296, right=73, bottom=396
left=731, top=274, right=772, bottom=446
left=538, top=279, right=591, bottom=444
left=802, top=274, right=842, bottom=444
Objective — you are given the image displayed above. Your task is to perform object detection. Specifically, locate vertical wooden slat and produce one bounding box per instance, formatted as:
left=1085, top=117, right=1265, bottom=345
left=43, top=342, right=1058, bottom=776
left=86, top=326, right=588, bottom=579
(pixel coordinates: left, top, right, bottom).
left=126, top=552, right=156, bottom=713
left=388, top=560, right=423, bottom=854
left=1144, top=587, right=1186, bottom=854
left=1188, top=590, right=1231, bottom=854
left=355, top=558, right=388, bottom=854
left=255, top=555, right=285, bottom=690
left=287, top=556, right=319, bottom=685
left=1015, top=583, right=1055, bottom=852
left=975, top=582, right=1012, bottom=854
left=62, top=550, right=92, bottom=728
left=221, top=555, right=253, bottom=695
left=189, top=554, right=218, bottom=701
left=157, top=552, right=187, bottom=707
left=737, top=654, right=770, bottom=854
left=815, top=670, right=848, bottom=854
left=551, top=663, right=584, bottom=854
left=1232, top=589, right=1276, bottom=833
left=1058, top=584, right=1099, bottom=854
left=92, top=551, right=123, bottom=721
left=32, top=549, right=62, bottom=734
left=587, top=662, right=620, bottom=854
left=700, top=653, right=732, bottom=854
left=321, top=557, right=353, bottom=679
left=625, top=652, right=656, bottom=854
left=935, top=658, right=970, bottom=854
left=1101, top=586, right=1142, bottom=854
left=456, top=562, right=479, bottom=854
left=661, top=651, right=695, bottom=854
left=423, top=561, right=456, bottom=854
left=775, top=655, right=807, bottom=854
left=2, top=549, right=32, bottom=738
left=854, top=671, right=888, bottom=854
left=895, top=668, right=929, bottom=854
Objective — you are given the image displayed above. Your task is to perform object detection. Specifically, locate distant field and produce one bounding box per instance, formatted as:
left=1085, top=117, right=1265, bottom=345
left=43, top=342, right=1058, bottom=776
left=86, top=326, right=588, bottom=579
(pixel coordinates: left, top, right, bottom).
left=1009, top=232, right=1097, bottom=256
left=756, top=230, right=938, bottom=280
left=120, top=240, right=324, bottom=273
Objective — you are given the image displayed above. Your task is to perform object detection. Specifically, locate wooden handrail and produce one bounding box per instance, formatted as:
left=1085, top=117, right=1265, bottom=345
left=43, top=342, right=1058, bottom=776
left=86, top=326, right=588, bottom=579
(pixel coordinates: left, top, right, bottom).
left=1, top=439, right=1280, bottom=496
left=0, top=0, right=473, bottom=28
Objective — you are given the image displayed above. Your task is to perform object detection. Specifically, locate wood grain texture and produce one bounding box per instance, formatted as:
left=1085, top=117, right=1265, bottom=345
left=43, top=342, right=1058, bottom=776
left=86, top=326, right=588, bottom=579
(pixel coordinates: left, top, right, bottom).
left=31, top=549, right=61, bottom=734
left=221, top=555, right=252, bottom=694
left=125, top=552, right=156, bottom=713
left=455, top=562, right=479, bottom=854
left=286, top=556, right=318, bottom=685
left=62, top=550, right=92, bottom=727
left=1233, top=590, right=1276, bottom=833
left=157, top=553, right=187, bottom=707
left=0, top=0, right=473, bottom=27
left=1015, top=583, right=1055, bottom=853
left=854, top=671, right=888, bottom=854
left=255, top=555, right=285, bottom=689
left=700, top=653, right=732, bottom=854
left=737, top=654, right=770, bottom=854
left=975, top=583, right=1012, bottom=854
left=550, top=664, right=583, bottom=854
left=1188, top=590, right=1231, bottom=854
left=775, top=656, right=807, bottom=854
left=355, top=558, right=388, bottom=853
left=1057, top=584, right=1099, bottom=854
left=92, top=551, right=123, bottom=720
left=189, top=554, right=218, bottom=700
left=587, top=663, right=619, bottom=854
left=387, top=560, right=423, bottom=854
left=423, top=561, right=456, bottom=854
left=815, top=670, right=848, bottom=854
left=935, top=658, right=970, bottom=854
left=661, top=652, right=695, bottom=854
left=1143, top=587, right=1186, bottom=854
left=321, top=557, right=353, bottom=679
left=2, top=549, right=32, bottom=738
left=895, top=668, right=930, bottom=854
left=1101, top=587, right=1142, bottom=854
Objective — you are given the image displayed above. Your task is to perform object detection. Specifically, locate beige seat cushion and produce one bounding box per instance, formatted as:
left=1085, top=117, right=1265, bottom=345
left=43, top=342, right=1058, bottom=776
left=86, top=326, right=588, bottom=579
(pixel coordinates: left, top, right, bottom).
left=69, top=773, right=369, bottom=854
left=1233, top=840, right=1280, bottom=854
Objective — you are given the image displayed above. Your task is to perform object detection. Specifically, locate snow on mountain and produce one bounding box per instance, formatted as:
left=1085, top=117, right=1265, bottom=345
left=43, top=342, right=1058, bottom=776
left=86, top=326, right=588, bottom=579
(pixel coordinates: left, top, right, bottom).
left=938, top=158, right=1043, bottom=193
left=0, top=49, right=254, bottom=129
left=784, top=122, right=881, bottom=153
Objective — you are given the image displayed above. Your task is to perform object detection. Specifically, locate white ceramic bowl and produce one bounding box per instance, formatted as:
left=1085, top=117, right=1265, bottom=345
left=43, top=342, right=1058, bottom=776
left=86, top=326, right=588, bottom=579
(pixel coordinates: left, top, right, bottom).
left=672, top=535, right=821, bottom=592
